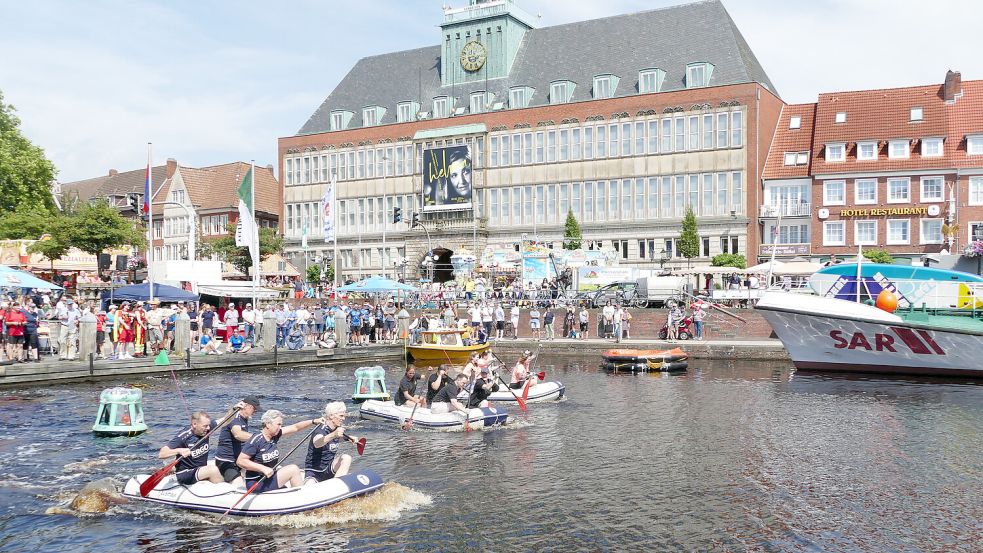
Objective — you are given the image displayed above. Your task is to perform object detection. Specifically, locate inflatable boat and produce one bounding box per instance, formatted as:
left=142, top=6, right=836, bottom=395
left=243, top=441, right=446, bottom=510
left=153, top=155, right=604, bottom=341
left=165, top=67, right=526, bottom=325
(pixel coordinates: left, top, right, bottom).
left=358, top=400, right=508, bottom=431
left=601, top=359, right=689, bottom=372
left=486, top=381, right=565, bottom=403
left=601, top=347, right=689, bottom=364
left=122, top=468, right=384, bottom=516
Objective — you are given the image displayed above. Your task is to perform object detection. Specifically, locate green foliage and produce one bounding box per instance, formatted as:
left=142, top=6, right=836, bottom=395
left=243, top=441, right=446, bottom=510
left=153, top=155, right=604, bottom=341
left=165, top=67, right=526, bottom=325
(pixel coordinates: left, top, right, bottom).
left=211, top=224, right=284, bottom=275
left=64, top=199, right=145, bottom=256
left=563, top=210, right=582, bottom=250
left=0, top=90, right=58, bottom=214
left=26, top=218, right=71, bottom=267
left=862, top=249, right=895, bottom=264
left=306, top=264, right=321, bottom=284
left=677, top=206, right=700, bottom=260
left=711, top=253, right=747, bottom=269
left=0, top=204, right=54, bottom=239
left=324, top=260, right=335, bottom=283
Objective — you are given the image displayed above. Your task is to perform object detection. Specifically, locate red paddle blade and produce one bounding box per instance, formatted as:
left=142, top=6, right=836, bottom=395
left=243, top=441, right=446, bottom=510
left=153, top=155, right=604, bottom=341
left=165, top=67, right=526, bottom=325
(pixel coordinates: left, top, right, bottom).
left=355, top=438, right=366, bottom=455
left=139, top=457, right=180, bottom=497
left=535, top=371, right=546, bottom=381
left=516, top=396, right=527, bottom=412
left=521, top=379, right=531, bottom=401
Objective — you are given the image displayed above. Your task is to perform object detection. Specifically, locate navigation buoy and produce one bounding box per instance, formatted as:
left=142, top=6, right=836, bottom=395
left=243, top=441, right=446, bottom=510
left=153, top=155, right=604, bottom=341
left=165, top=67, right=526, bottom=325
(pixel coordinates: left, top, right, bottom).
left=875, top=290, right=898, bottom=313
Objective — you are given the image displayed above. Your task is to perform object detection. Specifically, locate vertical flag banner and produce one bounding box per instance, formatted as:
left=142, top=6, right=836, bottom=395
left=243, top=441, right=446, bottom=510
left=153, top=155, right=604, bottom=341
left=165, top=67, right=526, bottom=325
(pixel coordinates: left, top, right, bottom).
left=321, top=174, right=336, bottom=241
left=235, top=167, right=259, bottom=269
left=143, top=158, right=152, bottom=214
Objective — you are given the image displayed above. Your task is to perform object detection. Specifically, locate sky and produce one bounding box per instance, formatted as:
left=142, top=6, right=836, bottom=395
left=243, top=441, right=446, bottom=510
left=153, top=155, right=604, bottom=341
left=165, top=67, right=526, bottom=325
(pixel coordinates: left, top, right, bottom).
left=1, top=0, right=981, bottom=184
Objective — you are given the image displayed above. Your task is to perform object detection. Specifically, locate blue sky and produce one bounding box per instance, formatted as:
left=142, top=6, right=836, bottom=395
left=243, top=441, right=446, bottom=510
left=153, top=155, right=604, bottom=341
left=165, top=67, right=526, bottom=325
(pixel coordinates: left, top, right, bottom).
left=1, top=0, right=980, bottom=183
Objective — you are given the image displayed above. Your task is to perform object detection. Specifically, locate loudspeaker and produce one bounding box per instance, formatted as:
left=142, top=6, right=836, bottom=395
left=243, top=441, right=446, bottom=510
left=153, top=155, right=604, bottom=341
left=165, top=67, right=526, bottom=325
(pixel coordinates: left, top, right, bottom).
left=116, top=255, right=128, bottom=271
left=98, top=253, right=112, bottom=270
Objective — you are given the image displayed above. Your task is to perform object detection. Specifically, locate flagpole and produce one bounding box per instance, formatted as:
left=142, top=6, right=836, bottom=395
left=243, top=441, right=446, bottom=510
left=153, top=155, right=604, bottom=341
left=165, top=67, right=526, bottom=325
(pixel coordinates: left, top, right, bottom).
left=147, top=142, right=154, bottom=303
left=252, top=160, right=258, bottom=310
left=332, top=173, right=338, bottom=297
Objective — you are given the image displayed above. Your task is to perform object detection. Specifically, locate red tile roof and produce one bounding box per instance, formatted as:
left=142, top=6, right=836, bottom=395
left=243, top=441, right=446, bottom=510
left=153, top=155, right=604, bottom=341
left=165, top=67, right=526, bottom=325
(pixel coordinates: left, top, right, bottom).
left=762, top=103, right=816, bottom=180
left=157, top=162, right=280, bottom=217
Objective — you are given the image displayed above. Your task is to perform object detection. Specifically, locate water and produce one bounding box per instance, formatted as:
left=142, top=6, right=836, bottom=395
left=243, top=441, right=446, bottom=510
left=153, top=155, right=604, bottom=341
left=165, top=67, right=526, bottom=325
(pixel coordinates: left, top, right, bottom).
left=0, top=356, right=981, bottom=552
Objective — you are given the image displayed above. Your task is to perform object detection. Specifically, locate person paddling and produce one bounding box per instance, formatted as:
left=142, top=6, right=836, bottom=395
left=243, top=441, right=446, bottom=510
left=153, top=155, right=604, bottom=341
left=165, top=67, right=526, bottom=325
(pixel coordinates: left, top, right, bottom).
left=159, top=406, right=244, bottom=486
left=214, top=395, right=260, bottom=488
left=426, top=365, right=450, bottom=405
left=304, top=402, right=361, bottom=485
left=430, top=372, right=469, bottom=414
left=236, top=410, right=324, bottom=493
left=511, top=350, right=540, bottom=389
left=467, top=366, right=500, bottom=408
left=395, top=366, right=426, bottom=408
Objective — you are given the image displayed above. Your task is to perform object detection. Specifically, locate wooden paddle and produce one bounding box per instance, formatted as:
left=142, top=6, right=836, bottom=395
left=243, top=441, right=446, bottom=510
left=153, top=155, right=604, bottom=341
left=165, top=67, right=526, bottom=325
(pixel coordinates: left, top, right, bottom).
left=219, top=422, right=323, bottom=520
left=400, top=371, right=426, bottom=431
left=139, top=406, right=241, bottom=497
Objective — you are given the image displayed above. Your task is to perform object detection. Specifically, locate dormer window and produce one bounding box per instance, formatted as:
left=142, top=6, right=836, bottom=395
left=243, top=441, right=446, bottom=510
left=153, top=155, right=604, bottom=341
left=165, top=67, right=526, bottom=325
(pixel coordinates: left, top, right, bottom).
left=922, top=137, right=943, bottom=157
left=826, top=142, right=846, bottom=162
left=889, top=139, right=910, bottom=159
left=835, top=112, right=847, bottom=124
left=362, top=105, right=385, bottom=127
left=592, top=75, right=618, bottom=99
left=638, top=68, right=666, bottom=94
left=470, top=92, right=492, bottom=114
left=968, top=135, right=983, bottom=155
left=509, top=86, right=533, bottom=109
left=549, top=81, right=575, bottom=104
left=789, top=116, right=802, bottom=129
left=432, top=96, right=450, bottom=118
left=857, top=141, right=877, bottom=160
left=910, top=107, right=924, bottom=121
left=396, top=101, right=419, bottom=123
left=685, top=62, right=714, bottom=88
left=330, top=110, right=353, bottom=131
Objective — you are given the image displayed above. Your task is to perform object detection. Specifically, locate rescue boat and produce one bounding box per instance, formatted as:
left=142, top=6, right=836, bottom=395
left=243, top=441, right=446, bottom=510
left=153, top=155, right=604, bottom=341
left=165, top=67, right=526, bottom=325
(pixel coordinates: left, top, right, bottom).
left=358, top=399, right=508, bottom=431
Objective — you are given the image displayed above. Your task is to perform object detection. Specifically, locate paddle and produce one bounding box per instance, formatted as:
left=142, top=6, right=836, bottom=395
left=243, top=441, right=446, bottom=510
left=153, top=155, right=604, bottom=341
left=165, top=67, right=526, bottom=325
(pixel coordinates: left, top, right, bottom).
left=139, top=406, right=241, bottom=497
left=400, top=372, right=427, bottom=431
left=489, top=352, right=527, bottom=412
left=219, top=422, right=323, bottom=520
left=344, top=433, right=367, bottom=455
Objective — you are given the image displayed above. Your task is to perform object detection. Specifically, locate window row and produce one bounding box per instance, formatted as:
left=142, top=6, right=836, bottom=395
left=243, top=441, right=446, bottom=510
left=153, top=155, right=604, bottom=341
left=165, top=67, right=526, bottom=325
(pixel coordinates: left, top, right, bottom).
left=488, top=110, right=744, bottom=168
left=286, top=194, right=423, bottom=239
left=486, top=173, right=744, bottom=227
left=822, top=218, right=943, bottom=246
left=822, top=176, right=947, bottom=206
left=333, top=246, right=407, bottom=270
left=154, top=244, right=189, bottom=261
left=163, top=216, right=191, bottom=238
left=825, top=138, right=943, bottom=162
left=201, top=214, right=229, bottom=236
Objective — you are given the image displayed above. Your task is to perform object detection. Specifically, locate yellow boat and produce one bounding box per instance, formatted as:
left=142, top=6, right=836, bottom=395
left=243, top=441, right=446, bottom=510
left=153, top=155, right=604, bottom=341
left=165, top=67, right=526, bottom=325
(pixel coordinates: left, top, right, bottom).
left=408, top=329, right=490, bottom=364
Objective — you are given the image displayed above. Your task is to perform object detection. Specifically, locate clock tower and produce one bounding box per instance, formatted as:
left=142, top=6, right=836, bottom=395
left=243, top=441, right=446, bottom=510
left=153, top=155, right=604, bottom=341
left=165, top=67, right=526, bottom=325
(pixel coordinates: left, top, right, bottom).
left=439, top=0, right=537, bottom=86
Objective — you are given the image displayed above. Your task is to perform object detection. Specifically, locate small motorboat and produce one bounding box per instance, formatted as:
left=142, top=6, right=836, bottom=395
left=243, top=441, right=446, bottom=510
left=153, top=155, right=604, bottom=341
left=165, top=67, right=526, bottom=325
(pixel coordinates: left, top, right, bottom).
left=407, top=328, right=490, bottom=364
left=92, top=387, right=149, bottom=437
left=352, top=366, right=390, bottom=404
left=486, top=381, right=565, bottom=404
left=122, top=468, right=384, bottom=516
left=359, top=400, right=507, bottom=431
left=601, top=347, right=689, bottom=364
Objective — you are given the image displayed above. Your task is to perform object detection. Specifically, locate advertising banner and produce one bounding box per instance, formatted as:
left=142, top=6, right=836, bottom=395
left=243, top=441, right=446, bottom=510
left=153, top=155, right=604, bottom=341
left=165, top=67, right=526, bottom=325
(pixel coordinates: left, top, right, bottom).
left=422, top=145, right=472, bottom=212
left=576, top=266, right=635, bottom=292
left=321, top=175, right=336, bottom=241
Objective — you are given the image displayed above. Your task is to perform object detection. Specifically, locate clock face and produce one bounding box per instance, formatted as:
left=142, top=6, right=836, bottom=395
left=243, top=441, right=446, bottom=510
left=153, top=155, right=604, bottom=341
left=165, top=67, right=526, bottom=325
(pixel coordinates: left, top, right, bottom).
left=460, top=41, right=486, bottom=72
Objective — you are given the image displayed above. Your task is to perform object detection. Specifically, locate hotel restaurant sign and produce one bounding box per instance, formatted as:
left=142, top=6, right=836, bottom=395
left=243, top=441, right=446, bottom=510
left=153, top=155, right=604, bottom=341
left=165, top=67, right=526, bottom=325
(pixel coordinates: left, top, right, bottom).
left=759, top=243, right=811, bottom=256
left=838, top=206, right=933, bottom=217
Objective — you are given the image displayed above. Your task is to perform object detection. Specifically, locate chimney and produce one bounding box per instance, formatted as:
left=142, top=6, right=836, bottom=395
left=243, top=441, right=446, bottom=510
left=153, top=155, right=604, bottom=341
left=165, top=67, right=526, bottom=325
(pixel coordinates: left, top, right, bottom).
left=166, top=158, right=178, bottom=178
left=108, top=169, right=118, bottom=177
left=943, top=70, right=962, bottom=103
left=266, top=164, right=274, bottom=171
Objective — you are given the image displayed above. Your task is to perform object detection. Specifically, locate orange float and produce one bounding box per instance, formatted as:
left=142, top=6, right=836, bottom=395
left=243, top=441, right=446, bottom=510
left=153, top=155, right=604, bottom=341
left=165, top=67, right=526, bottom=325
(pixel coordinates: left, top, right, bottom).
left=875, top=290, right=898, bottom=313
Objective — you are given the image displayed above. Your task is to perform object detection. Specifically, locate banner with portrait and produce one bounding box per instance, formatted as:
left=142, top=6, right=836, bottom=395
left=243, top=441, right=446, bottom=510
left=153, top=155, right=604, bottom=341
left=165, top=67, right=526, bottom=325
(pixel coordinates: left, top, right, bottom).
left=422, top=145, right=472, bottom=212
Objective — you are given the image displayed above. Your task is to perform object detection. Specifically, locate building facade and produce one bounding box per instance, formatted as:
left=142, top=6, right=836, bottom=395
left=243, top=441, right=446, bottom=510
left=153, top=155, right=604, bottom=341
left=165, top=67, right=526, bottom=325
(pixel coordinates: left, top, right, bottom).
left=760, top=71, right=983, bottom=264
left=278, top=0, right=784, bottom=282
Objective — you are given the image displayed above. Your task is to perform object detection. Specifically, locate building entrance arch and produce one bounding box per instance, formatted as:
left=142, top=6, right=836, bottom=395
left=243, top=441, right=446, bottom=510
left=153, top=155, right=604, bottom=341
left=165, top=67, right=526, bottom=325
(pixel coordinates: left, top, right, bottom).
left=419, top=247, right=455, bottom=284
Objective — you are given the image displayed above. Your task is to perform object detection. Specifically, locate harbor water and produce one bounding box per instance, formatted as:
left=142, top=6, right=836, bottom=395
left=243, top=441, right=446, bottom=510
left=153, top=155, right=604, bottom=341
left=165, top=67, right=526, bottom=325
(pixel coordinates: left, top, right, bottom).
left=0, top=355, right=980, bottom=552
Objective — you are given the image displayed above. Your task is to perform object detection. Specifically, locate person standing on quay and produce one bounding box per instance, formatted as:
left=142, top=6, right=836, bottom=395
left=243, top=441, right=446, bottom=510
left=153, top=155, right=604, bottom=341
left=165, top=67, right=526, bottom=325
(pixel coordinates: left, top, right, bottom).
left=543, top=306, right=555, bottom=341
left=578, top=304, right=590, bottom=340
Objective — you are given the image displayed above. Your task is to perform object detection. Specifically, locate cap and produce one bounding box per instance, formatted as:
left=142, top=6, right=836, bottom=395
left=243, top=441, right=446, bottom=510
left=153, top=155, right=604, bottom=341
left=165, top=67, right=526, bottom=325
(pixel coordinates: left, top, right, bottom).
left=479, top=366, right=490, bottom=374
left=243, top=395, right=260, bottom=409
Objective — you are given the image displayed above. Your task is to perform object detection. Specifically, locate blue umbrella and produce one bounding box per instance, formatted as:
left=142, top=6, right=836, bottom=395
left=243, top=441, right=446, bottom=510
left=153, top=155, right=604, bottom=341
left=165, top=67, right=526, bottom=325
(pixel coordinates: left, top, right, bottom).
left=0, top=264, right=63, bottom=290
left=336, top=276, right=417, bottom=293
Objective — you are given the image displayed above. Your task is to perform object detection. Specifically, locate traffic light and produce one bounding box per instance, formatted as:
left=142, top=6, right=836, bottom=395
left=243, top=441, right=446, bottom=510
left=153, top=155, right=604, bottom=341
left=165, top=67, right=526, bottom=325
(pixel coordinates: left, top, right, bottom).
left=393, top=206, right=402, bottom=224
left=411, top=212, right=420, bottom=227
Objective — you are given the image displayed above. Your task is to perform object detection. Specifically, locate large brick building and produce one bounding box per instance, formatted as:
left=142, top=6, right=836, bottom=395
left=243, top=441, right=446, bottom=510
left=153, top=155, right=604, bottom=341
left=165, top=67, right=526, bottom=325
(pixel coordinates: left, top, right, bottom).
left=761, top=71, right=983, bottom=264
left=278, top=0, right=784, bottom=282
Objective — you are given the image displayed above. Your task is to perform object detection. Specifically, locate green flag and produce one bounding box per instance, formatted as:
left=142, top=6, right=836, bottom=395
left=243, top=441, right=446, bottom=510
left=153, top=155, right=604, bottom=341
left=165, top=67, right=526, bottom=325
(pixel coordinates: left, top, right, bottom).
left=154, top=350, right=170, bottom=366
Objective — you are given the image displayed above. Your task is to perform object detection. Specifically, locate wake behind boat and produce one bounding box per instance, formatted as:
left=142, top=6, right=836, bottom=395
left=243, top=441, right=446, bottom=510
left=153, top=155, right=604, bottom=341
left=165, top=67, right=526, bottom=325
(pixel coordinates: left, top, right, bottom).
left=359, top=400, right=507, bottom=431
left=122, top=468, right=384, bottom=516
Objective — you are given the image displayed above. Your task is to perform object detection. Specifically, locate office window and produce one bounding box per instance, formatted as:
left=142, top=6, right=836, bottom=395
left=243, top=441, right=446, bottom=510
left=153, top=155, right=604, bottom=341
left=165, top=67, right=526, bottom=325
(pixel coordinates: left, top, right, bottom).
left=559, top=183, right=569, bottom=217
left=826, top=143, right=845, bottom=162
left=608, top=124, right=619, bottom=157
left=858, top=141, right=877, bottom=160
left=855, top=220, right=877, bottom=245
left=572, top=128, right=582, bottom=160
left=887, top=219, right=909, bottom=244
left=593, top=75, right=614, bottom=99
left=638, top=69, right=664, bottom=94
left=687, top=175, right=698, bottom=211
left=823, top=221, right=845, bottom=246
left=648, top=120, right=659, bottom=153
left=571, top=182, right=581, bottom=218
left=523, top=132, right=533, bottom=164
left=500, top=135, right=510, bottom=167
left=559, top=129, right=570, bottom=161
left=702, top=237, right=711, bottom=257
left=661, top=118, right=672, bottom=153
left=303, top=156, right=310, bottom=184
left=547, top=131, right=557, bottom=163
left=922, top=138, right=943, bottom=157
left=285, top=159, right=293, bottom=185
left=661, top=176, right=672, bottom=218
left=366, top=149, right=375, bottom=178
left=535, top=185, right=545, bottom=220
left=716, top=173, right=727, bottom=216
left=888, top=178, right=910, bottom=203
left=611, top=180, right=620, bottom=220
left=732, top=172, right=743, bottom=214
left=499, top=187, right=509, bottom=225
left=647, top=177, right=658, bottom=219
left=320, top=154, right=328, bottom=182
left=584, top=182, right=594, bottom=221
left=397, top=102, right=414, bottom=123
left=702, top=114, right=714, bottom=149
left=584, top=126, right=593, bottom=159
left=622, top=123, right=632, bottom=156
left=716, top=112, right=729, bottom=148
left=823, top=180, right=845, bottom=205
left=330, top=111, right=346, bottom=131
left=596, top=181, right=606, bottom=222
left=596, top=125, right=607, bottom=157
left=432, top=97, right=449, bottom=118
left=509, top=87, right=530, bottom=109
left=511, top=188, right=521, bottom=224
left=702, top=174, right=713, bottom=216
left=674, top=117, right=685, bottom=152
left=535, top=132, right=545, bottom=163
left=674, top=175, right=685, bottom=217
left=686, top=62, right=713, bottom=88
left=547, top=184, right=557, bottom=223
left=920, top=219, right=943, bottom=244
left=362, top=107, right=379, bottom=127
left=855, top=179, right=877, bottom=204
left=550, top=81, right=574, bottom=104
left=357, top=150, right=365, bottom=179
left=688, top=115, right=700, bottom=150
left=634, top=178, right=644, bottom=219
left=731, top=111, right=743, bottom=147
left=920, top=176, right=944, bottom=202
left=889, top=140, right=910, bottom=159
left=489, top=137, right=499, bottom=168
left=512, top=133, right=521, bottom=166
left=311, top=156, right=320, bottom=183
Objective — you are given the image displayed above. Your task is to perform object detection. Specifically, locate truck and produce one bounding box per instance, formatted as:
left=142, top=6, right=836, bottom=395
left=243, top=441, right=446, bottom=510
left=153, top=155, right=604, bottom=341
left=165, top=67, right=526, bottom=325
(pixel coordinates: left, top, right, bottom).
left=584, top=275, right=687, bottom=308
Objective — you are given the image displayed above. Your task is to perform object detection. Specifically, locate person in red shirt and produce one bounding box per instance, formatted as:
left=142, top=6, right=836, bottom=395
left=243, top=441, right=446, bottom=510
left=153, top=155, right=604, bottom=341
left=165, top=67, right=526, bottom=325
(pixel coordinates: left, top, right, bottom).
left=4, top=301, right=28, bottom=363
left=96, top=310, right=107, bottom=359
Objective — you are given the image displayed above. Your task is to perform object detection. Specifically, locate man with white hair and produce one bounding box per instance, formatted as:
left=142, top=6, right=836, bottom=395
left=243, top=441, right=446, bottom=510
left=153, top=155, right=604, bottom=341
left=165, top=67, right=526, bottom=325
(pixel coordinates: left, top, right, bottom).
left=237, top=409, right=323, bottom=493
left=305, top=402, right=361, bottom=484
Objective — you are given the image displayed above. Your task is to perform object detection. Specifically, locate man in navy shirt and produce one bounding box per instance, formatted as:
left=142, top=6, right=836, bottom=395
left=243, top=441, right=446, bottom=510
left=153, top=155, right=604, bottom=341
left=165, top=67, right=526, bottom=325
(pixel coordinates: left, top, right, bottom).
left=159, top=410, right=230, bottom=486
left=237, top=409, right=323, bottom=493
left=214, top=396, right=259, bottom=487
left=305, top=402, right=360, bottom=484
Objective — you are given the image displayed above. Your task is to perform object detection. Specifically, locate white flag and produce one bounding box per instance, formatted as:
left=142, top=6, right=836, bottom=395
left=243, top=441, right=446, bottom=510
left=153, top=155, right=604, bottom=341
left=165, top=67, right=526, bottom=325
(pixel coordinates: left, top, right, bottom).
left=235, top=167, right=259, bottom=266
left=321, top=174, right=336, bottom=241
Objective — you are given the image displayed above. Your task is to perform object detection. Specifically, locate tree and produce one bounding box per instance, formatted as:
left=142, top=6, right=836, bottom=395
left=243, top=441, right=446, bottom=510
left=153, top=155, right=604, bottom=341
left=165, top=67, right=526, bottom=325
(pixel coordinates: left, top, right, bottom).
left=563, top=210, right=582, bottom=250
left=306, top=264, right=321, bottom=284
left=211, top=224, right=284, bottom=275
left=64, top=200, right=145, bottom=263
left=863, top=249, right=895, bottom=264
left=26, top=219, right=71, bottom=270
left=0, top=204, right=54, bottom=240
left=0, top=90, right=58, bottom=214
left=711, top=253, right=746, bottom=269
left=677, top=206, right=700, bottom=266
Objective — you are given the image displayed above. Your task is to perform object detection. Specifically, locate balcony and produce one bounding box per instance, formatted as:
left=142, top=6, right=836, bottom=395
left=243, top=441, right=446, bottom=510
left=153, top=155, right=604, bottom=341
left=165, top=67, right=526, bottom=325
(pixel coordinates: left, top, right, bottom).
left=760, top=202, right=812, bottom=218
